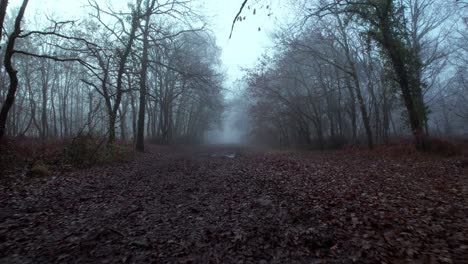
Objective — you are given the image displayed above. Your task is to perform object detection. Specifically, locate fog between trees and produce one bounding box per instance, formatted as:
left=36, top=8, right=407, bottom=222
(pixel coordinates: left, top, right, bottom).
left=0, top=0, right=467, bottom=151
left=234, top=0, right=468, bottom=150
left=0, top=0, right=224, bottom=152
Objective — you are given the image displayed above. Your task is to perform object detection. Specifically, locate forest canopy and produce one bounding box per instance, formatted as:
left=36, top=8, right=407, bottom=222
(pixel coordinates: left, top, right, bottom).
left=0, top=0, right=224, bottom=152
left=235, top=0, right=468, bottom=150
left=0, top=0, right=467, bottom=152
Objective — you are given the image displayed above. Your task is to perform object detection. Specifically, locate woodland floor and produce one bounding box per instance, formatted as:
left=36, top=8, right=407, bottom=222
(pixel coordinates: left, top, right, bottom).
left=0, top=145, right=467, bottom=264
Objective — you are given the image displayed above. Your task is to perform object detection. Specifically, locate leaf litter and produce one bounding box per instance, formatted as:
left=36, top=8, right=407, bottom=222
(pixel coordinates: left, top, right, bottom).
left=0, top=145, right=467, bottom=263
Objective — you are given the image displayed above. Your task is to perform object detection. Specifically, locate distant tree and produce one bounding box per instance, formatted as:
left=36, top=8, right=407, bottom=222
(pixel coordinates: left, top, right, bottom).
left=0, top=1, right=99, bottom=140
left=0, top=0, right=8, bottom=44
left=85, top=0, right=141, bottom=146
left=135, top=0, right=156, bottom=152
left=291, top=1, right=424, bottom=150
left=0, top=0, right=224, bottom=145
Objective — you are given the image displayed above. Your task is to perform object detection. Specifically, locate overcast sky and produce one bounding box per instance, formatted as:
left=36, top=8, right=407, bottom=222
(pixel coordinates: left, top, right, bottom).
left=8, top=0, right=288, bottom=91
left=7, top=0, right=295, bottom=143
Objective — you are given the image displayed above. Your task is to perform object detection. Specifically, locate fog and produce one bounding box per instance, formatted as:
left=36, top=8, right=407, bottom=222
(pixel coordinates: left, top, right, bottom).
left=204, top=96, right=251, bottom=144
left=1, top=0, right=467, bottom=150
left=1, top=1, right=468, bottom=262
left=204, top=111, right=244, bottom=144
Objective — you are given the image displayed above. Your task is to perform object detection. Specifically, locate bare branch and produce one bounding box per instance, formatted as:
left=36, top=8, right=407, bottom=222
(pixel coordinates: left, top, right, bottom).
left=229, top=0, right=249, bottom=39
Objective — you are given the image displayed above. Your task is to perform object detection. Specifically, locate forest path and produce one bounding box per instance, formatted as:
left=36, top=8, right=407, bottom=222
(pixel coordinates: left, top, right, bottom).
left=1, top=145, right=467, bottom=263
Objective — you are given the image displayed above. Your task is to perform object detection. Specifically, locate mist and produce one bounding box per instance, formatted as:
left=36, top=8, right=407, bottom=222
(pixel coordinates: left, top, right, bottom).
left=1, top=1, right=468, bottom=263
left=204, top=109, right=244, bottom=144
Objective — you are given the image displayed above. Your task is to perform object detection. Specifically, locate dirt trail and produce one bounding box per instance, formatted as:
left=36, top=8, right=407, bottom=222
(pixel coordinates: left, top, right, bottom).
left=0, top=145, right=467, bottom=263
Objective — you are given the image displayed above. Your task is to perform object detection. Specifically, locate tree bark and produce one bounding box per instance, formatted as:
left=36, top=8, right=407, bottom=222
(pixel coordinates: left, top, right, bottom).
left=380, top=26, right=427, bottom=150
left=108, top=8, right=140, bottom=145
left=0, top=0, right=29, bottom=140
left=136, top=14, right=151, bottom=152
left=0, top=0, right=8, bottom=43
left=335, top=14, right=374, bottom=149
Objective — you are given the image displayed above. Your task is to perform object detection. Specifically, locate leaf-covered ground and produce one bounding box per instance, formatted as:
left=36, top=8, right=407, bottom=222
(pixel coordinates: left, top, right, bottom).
left=1, top=145, right=467, bottom=263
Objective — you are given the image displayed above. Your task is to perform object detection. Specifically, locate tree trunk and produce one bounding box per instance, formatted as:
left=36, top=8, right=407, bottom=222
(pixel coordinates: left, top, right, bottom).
left=136, top=15, right=151, bottom=152
left=335, top=14, right=373, bottom=149
left=87, top=92, right=93, bottom=133
left=380, top=28, right=427, bottom=150
left=130, top=92, right=137, bottom=141
left=108, top=113, right=116, bottom=145
left=119, top=108, right=126, bottom=141
left=0, top=0, right=8, bottom=43
left=40, top=63, right=49, bottom=140
left=345, top=77, right=357, bottom=142
left=354, top=78, right=374, bottom=149
left=0, top=0, right=29, bottom=140
left=107, top=9, right=140, bottom=145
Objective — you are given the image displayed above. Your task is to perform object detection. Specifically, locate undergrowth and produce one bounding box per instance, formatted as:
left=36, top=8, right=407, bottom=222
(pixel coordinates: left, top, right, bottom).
left=343, top=137, right=465, bottom=158
left=0, top=134, right=134, bottom=179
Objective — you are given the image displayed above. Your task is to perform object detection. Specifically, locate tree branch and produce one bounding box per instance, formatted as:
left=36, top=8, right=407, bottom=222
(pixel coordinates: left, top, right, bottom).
left=229, top=0, right=249, bottom=39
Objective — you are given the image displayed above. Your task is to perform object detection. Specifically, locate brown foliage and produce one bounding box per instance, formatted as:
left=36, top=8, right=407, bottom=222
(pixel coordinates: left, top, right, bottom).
left=426, top=138, right=462, bottom=157
left=342, top=137, right=464, bottom=158
left=61, top=134, right=134, bottom=168
left=0, top=135, right=133, bottom=180
left=1, top=145, right=466, bottom=263
left=30, top=162, right=51, bottom=177
left=0, top=137, right=63, bottom=178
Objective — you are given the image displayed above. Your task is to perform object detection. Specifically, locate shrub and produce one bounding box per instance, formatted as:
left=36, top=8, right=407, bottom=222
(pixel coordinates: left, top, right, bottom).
left=148, top=136, right=166, bottom=145
left=327, top=135, right=349, bottom=150
left=61, top=134, right=104, bottom=168
left=30, top=162, right=51, bottom=177
left=367, top=137, right=462, bottom=157
left=374, top=143, right=417, bottom=157
left=97, top=143, right=134, bottom=164
left=427, top=138, right=461, bottom=157
left=1, top=137, right=63, bottom=178
left=1, top=135, right=134, bottom=179
left=60, top=134, right=134, bottom=168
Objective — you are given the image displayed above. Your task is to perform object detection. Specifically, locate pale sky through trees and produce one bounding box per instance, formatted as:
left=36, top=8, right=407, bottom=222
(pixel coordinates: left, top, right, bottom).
left=6, top=0, right=289, bottom=144
left=1, top=5, right=467, bottom=261
left=4, top=0, right=466, bottom=145
left=8, top=0, right=281, bottom=91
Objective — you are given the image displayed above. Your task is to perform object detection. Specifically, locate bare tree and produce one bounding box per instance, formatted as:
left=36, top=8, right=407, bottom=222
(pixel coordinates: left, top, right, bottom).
left=0, top=0, right=29, bottom=140
left=0, top=0, right=8, bottom=44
